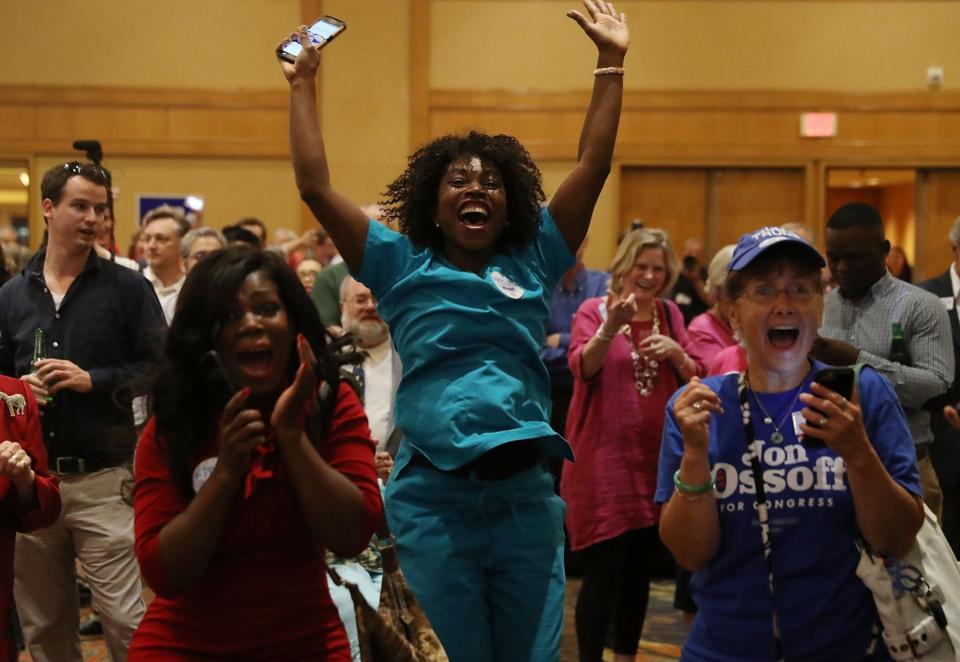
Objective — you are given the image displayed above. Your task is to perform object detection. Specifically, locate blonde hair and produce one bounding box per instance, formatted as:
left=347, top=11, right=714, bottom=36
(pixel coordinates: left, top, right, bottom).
left=705, top=244, right=736, bottom=299
left=609, top=228, right=679, bottom=296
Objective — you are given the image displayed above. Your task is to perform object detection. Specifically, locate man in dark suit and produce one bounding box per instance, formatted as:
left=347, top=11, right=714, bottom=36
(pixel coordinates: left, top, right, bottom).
left=918, top=215, right=960, bottom=557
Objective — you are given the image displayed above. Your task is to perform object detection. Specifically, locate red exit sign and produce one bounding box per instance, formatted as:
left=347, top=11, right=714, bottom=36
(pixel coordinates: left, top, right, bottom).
left=800, top=112, right=837, bottom=138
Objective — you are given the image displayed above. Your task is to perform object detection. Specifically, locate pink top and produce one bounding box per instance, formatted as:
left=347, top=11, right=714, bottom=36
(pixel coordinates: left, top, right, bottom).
left=561, top=298, right=689, bottom=551
left=686, top=310, right=736, bottom=374
left=708, top=344, right=747, bottom=375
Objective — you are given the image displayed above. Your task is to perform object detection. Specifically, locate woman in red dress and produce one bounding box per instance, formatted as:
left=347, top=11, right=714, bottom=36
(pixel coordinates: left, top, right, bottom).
left=130, top=247, right=381, bottom=661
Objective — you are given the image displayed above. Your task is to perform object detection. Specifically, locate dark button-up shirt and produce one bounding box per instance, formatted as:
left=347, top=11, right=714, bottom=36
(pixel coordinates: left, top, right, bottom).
left=0, top=249, right=166, bottom=465
left=539, top=267, right=609, bottom=387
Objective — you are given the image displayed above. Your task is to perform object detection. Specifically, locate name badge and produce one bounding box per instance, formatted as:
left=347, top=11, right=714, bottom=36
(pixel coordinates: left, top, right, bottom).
left=791, top=410, right=806, bottom=438
left=192, top=457, right=218, bottom=493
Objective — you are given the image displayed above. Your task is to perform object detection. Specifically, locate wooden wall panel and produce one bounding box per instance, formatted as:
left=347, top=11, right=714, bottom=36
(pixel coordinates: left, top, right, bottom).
left=917, top=170, right=960, bottom=283
left=619, top=168, right=708, bottom=258
left=711, top=169, right=806, bottom=249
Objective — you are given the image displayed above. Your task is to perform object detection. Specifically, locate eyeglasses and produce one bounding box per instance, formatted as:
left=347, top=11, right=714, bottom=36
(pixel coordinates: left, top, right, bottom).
left=741, top=282, right=818, bottom=304
left=62, top=161, right=109, bottom=180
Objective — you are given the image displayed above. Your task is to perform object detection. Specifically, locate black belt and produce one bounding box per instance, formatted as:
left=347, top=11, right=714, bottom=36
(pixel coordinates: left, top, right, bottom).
left=409, top=442, right=543, bottom=481
left=916, top=445, right=929, bottom=460
left=51, top=456, right=119, bottom=474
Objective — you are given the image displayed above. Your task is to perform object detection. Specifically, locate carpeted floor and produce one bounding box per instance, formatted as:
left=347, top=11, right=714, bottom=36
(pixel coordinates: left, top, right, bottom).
left=21, top=578, right=686, bottom=661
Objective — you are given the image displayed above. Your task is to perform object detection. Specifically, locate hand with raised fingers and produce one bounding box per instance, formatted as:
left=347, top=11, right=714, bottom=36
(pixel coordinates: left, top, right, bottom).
left=278, top=27, right=322, bottom=83
left=271, top=334, right=318, bottom=445
left=673, top=377, right=723, bottom=455
left=603, top=289, right=637, bottom=334
left=214, top=388, right=265, bottom=483
left=567, top=0, right=629, bottom=57
left=798, top=381, right=871, bottom=462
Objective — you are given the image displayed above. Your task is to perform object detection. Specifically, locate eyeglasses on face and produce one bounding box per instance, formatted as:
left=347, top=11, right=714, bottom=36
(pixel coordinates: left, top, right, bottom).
left=741, top=282, right=817, bottom=304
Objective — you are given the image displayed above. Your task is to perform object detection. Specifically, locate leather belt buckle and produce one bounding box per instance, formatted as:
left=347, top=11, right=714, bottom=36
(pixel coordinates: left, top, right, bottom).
left=55, top=457, right=86, bottom=474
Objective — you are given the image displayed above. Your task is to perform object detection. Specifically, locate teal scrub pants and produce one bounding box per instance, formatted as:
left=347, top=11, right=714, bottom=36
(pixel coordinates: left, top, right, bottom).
left=385, top=444, right=566, bottom=662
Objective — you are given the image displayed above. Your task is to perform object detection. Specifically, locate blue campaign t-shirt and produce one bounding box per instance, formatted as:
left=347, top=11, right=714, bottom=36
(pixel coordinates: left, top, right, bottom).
left=356, top=207, right=575, bottom=470
left=655, top=362, right=920, bottom=661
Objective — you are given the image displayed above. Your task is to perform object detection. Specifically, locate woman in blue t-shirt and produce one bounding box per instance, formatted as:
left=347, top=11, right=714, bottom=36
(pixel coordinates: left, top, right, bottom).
left=656, top=227, right=924, bottom=660
left=279, top=3, right=629, bottom=660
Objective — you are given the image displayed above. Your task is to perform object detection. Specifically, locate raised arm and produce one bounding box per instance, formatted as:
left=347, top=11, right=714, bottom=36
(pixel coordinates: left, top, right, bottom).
left=548, top=1, right=629, bottom=253
left=281, top=30, right=371, bottom=272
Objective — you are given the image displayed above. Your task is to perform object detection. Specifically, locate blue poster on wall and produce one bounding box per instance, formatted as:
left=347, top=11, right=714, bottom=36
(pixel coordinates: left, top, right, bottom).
left=136, top=195, right=204, bottom=226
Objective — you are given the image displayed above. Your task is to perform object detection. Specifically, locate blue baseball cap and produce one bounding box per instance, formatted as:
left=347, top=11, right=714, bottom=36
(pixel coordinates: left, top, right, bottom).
left=729, top=226, right=825, bottom=272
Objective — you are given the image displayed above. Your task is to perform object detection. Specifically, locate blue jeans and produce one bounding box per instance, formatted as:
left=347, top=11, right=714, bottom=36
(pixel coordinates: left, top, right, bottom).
left=385, top=444, right=566, bottom=662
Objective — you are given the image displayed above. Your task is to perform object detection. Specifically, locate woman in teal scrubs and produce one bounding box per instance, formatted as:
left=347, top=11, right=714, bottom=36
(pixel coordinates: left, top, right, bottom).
left=280, top=3, right=629, bottom=659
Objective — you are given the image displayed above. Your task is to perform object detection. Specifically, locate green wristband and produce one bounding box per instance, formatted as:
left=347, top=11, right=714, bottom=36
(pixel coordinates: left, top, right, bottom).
left=673, top=469, right=715, bottom=494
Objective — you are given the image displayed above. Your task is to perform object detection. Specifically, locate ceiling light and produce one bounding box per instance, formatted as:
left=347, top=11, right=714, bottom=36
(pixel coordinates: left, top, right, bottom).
left=866, top=177, right=880, bottom=186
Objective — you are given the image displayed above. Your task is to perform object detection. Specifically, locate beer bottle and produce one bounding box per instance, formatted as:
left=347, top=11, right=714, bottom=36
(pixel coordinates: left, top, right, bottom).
left=32, top=329, right=52, bottom=402
left=890, top=322, right=911, bottom=366
left=31, top=329, right=46, bottom=367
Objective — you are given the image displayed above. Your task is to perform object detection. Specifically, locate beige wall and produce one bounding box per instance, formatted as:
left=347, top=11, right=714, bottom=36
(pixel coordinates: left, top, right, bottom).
left=321, top=0, right=412, bottom=208
left=431, top=1, right=960, bottom=92
left=30, top=156, right=301, bottom=252
left=1, top=0, right=298, bottom=90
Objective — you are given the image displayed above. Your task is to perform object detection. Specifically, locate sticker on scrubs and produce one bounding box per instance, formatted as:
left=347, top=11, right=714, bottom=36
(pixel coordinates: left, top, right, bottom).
left=192, top=456, right=218, bottom=492
left=491, top=270, right=524, bottom=299
left=791, top=410, right=806, bottom=439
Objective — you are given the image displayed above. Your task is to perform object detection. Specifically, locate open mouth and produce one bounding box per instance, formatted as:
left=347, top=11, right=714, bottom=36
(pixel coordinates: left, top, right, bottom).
left=767, top=326, right=800, bottom=350
left=458, top=205, right=489, bottom=228
left=236, top=348, right=274, bottom=378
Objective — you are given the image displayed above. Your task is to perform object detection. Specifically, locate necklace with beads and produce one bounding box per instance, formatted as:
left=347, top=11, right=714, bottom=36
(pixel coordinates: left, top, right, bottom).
left=620, top=304, right=660, bottom=397
left=741, top=371, right=805, bottom=444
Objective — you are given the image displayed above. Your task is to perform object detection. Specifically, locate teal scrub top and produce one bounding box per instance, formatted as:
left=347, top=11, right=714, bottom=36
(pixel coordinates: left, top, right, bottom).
left=356, top=207, right=575, bottom=470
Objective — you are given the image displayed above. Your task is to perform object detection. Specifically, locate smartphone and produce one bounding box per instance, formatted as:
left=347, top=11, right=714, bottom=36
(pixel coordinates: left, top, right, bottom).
left=277, top=16, right=346, bottom=63
left=199, top=350, right=238, bottom=410
left=806, top=367, right=855, bottom=442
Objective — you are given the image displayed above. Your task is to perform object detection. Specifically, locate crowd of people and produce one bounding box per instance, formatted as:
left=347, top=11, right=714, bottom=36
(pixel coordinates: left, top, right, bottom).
left=0, top=2, right=956, bottom=661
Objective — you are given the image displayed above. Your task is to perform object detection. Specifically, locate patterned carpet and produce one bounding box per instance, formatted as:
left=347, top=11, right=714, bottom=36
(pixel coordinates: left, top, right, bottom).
left=561, top=578, right=684, bottom=662
left=21, top=579, right=686, bottom=661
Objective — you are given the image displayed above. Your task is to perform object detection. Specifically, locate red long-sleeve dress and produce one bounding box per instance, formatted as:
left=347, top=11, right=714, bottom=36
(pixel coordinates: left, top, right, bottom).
left=130, top=383, right=382, bottom=661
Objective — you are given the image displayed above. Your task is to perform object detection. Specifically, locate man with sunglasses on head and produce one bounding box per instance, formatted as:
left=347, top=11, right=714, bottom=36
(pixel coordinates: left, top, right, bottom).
left=811, top=202, right=953, bottom=518
left=0, top=161, right=166, bottom=662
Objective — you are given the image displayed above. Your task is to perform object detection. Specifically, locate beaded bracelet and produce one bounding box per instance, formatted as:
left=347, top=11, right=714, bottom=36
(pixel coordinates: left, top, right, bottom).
left=594, top=327, right=617, bottom=342
left=594, top=66, right=625, bottom=77
left=673, top=469, right=715, bottom=494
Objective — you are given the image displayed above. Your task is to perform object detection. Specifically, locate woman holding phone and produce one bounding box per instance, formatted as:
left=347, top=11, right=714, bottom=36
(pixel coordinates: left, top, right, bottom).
left=656, top=227, right=924, bottom=660
left=280, top=2, right=627, bottom=659
left=130, top=247, right=381, bottom=660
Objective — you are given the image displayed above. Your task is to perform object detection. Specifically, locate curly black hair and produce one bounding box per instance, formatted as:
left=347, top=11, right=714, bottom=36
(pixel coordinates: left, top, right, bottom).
left=148, top=245, right=338, bottom=500
left=380, top=131, right=545, bottom=252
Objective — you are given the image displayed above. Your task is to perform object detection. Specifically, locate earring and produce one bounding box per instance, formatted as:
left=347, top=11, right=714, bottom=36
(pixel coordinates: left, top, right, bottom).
left=434, top=219, right=440, bottom=227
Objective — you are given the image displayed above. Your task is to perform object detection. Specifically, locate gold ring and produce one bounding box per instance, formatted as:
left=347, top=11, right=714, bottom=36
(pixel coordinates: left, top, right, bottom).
left=836, top=396, right=848, bottom=411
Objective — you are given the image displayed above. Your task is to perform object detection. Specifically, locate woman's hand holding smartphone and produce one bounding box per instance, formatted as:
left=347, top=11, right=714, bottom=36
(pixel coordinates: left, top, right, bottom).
left=276, top=16, right=346, bottom=63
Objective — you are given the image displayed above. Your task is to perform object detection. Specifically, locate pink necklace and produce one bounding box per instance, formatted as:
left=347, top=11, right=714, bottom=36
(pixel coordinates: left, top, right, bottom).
left=620, top=304, right=660, bottom=397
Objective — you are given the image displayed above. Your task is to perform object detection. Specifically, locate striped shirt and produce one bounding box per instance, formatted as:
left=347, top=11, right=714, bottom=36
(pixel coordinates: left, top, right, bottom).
left=820, top=271, right=953, bottom=446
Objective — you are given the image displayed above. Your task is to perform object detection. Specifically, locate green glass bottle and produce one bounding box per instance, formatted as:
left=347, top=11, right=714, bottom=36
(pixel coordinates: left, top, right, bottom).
left=890, top=322, right=911, bottom=367
left=31, top=329, right=46, bottom=367
left=31, top=329, right=51, bottom=402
